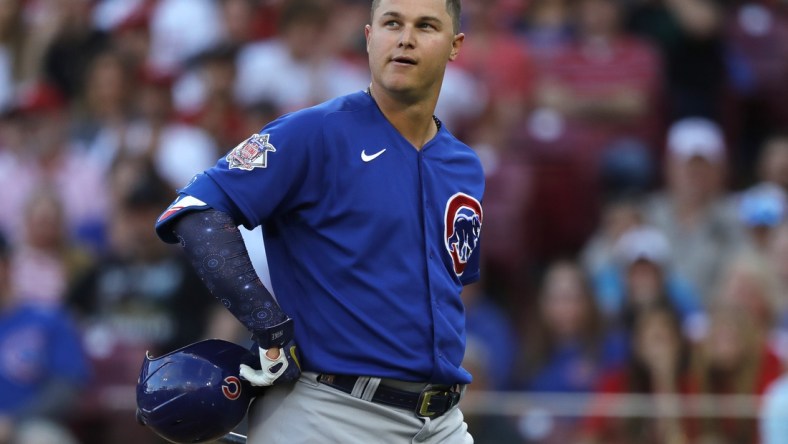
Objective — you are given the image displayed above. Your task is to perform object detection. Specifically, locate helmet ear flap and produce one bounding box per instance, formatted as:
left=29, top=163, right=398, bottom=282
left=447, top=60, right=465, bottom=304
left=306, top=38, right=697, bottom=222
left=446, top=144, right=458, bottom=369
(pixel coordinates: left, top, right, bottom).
left=136, top=339, right=261, bottom=443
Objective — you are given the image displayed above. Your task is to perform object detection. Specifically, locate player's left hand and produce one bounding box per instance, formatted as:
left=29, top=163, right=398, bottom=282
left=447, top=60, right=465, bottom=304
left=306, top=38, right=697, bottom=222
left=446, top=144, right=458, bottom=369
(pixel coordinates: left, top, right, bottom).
left=239, top=339, right=301, bottom=386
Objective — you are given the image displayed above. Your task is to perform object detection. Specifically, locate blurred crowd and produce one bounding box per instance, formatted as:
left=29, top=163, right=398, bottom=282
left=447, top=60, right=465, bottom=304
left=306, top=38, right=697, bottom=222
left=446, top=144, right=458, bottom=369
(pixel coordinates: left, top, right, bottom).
left=0, top=0, right=786, bottom=443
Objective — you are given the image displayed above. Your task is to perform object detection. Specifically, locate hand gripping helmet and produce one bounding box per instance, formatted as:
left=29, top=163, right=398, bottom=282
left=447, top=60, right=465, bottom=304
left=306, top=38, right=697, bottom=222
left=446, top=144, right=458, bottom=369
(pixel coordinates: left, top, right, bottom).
left=136, top=339, right=261, bottom=443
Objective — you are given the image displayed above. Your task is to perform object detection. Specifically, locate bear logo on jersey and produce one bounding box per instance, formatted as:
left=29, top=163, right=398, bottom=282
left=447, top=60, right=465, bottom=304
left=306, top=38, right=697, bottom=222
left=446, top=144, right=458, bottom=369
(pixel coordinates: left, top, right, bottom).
left=227, top=133, right=276, bottom=171
left=444, top=193, right=483, bottom=276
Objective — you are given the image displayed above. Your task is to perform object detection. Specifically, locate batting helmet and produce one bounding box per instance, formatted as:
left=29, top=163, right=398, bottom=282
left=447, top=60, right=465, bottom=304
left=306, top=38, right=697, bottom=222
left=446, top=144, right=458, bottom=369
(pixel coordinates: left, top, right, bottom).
left=136, top=339, right=261, bottom=443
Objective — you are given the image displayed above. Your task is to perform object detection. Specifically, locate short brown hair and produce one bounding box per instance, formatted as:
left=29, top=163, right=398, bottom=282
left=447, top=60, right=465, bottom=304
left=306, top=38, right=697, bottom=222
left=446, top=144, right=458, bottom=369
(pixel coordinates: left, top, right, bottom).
left=370, top=0, right=461, bottom=34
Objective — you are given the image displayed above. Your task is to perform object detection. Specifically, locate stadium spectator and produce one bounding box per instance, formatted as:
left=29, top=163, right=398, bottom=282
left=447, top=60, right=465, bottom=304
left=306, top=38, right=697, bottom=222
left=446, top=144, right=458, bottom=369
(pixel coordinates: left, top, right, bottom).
left=627, top=0, right=731, bottom=123
left=580, top=196, right=645, bottom=291
left=691, top=302, right=783, bottom=444
left=108, top=63, right=219, bottom=189
left=768, top=223, right=788, bottom=364
left=0, top=230, right=90, bottom=444
left=762, top=219, right=788, bottom=441
left=0, top=0, right=66, bottom=94
left=95, top=0, right=154, bottom=77
left=640, top=116, right=746, bottom=306
left=715, top=251, right=784, bottom=340
left=576, top=302, right=698, bottom=444
left=711, top=250, right=787, bottom=392
left=516, top=259, right=627, bottom=443
left=516, top=0, right=574, bottom=62
left=174, top=43, right=247, bottom=150
left=232, top=0, right=369, bottom=113
left=40, top=0, right=110, bottom=101
left=724, top=1, right=788, bottom=176
left=591, top=225, right=705, bottom=341
left=520, top=0, right=663, bottom=263
left=735, top=182, right=787, bottom=253
left=539, top=0, right=663, bottom=148
left=520, top=259, right=627, bottom=393
left=71, top=48, right=135, bottom=167
left=761, top=369, right=788, bottom=444
left=725, top=133, right=788, bottom=254
left=455, top=0, right=536, bottom=140
left=0, top=81, right=110, bottom=252
left=9, top=187, right=95, bottom=308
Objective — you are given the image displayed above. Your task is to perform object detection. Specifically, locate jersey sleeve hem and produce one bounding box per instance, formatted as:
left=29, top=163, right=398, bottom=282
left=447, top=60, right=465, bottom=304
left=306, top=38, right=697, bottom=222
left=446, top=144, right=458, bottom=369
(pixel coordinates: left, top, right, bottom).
left=155, top=195, right=211, bottom=243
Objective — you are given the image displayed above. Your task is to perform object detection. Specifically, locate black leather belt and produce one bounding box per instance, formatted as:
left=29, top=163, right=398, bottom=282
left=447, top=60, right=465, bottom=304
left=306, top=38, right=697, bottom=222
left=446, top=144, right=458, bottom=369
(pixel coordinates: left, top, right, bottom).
left=317, top=374, right=462, bottom=418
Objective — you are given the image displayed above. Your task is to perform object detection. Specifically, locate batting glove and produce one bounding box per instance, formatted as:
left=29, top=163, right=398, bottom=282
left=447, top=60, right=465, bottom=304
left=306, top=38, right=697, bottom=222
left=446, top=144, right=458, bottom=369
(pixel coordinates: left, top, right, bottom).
left=240, top=339, right=301, bottom=386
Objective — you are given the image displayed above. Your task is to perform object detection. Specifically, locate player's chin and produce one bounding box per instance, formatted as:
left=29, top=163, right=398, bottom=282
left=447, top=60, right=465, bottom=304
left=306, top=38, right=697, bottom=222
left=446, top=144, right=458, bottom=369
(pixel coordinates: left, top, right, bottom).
left=378, top=76, right=421, bottom=97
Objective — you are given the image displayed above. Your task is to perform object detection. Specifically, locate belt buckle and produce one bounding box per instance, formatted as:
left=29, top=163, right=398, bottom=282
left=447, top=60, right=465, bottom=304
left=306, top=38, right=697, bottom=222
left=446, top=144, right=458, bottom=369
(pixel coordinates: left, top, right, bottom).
left=417, top=388, right=444, bottom=418
left=417, top=385, right=462, bottom=418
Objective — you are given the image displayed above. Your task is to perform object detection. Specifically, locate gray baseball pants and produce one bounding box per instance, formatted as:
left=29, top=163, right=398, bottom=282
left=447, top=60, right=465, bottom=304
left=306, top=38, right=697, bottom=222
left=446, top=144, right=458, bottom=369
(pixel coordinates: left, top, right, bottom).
left=246, top=372, right=474, bottom=443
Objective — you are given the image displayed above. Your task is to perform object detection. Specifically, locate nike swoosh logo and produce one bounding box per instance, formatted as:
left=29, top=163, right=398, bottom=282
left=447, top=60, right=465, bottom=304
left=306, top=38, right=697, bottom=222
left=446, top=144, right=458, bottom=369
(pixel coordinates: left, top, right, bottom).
left=361, top=148, right=387, bottom=162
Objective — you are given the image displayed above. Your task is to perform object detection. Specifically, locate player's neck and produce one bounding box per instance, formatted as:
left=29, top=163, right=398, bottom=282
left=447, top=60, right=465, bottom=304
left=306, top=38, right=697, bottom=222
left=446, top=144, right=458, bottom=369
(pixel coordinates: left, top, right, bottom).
left=367, top=84, right=439, bottom=150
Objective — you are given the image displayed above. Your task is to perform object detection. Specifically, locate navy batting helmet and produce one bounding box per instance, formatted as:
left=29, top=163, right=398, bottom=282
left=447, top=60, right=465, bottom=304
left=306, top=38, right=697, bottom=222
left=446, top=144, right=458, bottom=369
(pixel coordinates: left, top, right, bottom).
left=136, top=339, right=261, bottom=443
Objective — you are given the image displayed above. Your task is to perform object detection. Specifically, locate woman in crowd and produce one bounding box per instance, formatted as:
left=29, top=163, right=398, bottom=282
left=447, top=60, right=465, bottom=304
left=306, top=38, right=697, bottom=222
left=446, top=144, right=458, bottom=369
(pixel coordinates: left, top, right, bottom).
left=691, top=251, right=784, bottom=444
left=576, top=302, right=697, bottom=444
left=521, top=259, right=627, bottom=393
left=517, top=259, right=627, bottom=443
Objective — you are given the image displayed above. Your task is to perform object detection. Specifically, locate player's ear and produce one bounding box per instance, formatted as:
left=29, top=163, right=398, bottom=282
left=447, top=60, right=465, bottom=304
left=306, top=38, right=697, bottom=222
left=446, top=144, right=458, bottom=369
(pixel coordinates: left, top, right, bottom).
left=448, top=33, right=464, bottom=61
left=364, top=24, right=372, bottom=53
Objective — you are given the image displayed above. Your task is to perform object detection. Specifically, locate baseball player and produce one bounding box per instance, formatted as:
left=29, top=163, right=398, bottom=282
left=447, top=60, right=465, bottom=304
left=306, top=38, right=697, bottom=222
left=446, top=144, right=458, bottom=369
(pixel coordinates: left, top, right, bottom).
left=154, top=0, right=483, bottom=442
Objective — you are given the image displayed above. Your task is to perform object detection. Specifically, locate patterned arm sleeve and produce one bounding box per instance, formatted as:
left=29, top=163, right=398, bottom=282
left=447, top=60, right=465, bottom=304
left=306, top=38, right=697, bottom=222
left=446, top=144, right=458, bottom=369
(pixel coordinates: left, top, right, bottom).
left=171, top=209, right=293, bottom=348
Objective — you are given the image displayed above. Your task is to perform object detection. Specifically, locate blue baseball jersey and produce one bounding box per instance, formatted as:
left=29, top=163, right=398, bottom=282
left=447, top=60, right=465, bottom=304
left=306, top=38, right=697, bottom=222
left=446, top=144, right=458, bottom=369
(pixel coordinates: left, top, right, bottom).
left=158, top=91, right=484, bottom=385
left=0, top=304, right=90, bottom=414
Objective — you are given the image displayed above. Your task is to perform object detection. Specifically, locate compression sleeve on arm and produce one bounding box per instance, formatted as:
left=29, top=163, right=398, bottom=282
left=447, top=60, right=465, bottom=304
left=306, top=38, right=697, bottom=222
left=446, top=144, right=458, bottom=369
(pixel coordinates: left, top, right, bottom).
left=171, top=209, right=292, bottom=346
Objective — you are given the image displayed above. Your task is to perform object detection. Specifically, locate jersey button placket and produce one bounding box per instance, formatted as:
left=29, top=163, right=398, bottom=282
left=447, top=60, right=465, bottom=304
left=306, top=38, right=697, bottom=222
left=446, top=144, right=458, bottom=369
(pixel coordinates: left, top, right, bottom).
left=427, top=189, right=432, bottom=261
left=426, top=196, right=433, bottom=261
left=419, top=150, right=441, bottom=375
left=421, top=154, right=433, bottom=263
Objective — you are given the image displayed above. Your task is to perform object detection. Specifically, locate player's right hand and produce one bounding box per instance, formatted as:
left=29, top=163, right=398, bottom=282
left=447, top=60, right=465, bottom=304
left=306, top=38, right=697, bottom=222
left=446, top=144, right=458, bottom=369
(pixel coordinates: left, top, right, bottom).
left=239, top=339, right=301, bottom=386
